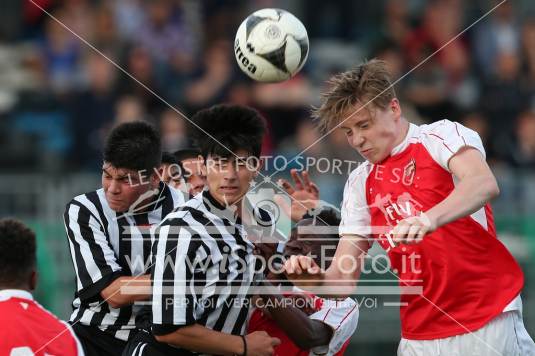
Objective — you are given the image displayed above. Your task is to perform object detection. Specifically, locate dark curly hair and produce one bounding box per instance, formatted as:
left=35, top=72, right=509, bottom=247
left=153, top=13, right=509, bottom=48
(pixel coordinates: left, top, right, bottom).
left=0, top=219, right=36, bottom=287
left=103, top=121, right=162, bottom=173
left=289, top=208, right=341, bottom=268
left=189, top=104, right=266, bottom=159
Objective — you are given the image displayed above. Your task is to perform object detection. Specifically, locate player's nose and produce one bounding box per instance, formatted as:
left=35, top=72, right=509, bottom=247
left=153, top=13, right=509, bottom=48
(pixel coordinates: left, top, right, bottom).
left=351, top=134, right=365, bottom=148
left=108, top=179, right=121, bottom=193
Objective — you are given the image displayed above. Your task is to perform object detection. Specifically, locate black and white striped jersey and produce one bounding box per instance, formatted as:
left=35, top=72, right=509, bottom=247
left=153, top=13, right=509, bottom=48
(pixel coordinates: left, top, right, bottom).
left=64, top=182, right=186, bottom=341
left=150, top=190, right=277, bottom=340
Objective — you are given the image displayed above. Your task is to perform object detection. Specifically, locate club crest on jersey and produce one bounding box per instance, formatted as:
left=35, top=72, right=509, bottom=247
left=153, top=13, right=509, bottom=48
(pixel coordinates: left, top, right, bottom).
left=403, top=158, right=416, bottom=186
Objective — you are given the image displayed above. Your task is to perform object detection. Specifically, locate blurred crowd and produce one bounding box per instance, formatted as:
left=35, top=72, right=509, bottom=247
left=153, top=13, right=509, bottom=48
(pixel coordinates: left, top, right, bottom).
left=1, top=0, right=535, bottom=191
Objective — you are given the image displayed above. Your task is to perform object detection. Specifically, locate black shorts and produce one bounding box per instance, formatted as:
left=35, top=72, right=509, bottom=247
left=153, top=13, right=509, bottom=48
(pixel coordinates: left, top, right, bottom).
left=71, top=323, right=127, bottom=356
left=122, top=329, right=194, bottom=356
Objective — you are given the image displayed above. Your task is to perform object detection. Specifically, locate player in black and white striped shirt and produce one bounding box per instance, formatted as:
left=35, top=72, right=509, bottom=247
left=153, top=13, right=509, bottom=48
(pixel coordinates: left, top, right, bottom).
left=124, top=105, right=281, bottom=356
left=64, top=122, right=186, bottom=356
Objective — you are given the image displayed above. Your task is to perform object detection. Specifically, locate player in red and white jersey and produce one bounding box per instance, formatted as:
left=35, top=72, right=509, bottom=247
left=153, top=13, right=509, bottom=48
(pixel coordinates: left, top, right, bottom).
left=284, top=60, right=535, bottom=355
left=249, top=210, right=358, bottom=356
left=0, top=219, right=84, bottom=356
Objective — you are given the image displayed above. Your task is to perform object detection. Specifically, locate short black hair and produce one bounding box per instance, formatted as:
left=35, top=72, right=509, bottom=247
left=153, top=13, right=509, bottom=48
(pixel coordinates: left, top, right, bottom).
left=173, top=148, right=202, bottom=163
left=291, top=208, right=341, bottom=268
left=161, top=151, right=178, bottom=165
left=189, top=104, right=266, bottom=159
left=0, top=219, right=36, bottom=287
left=103, top=122, right=162, bottom=173
left=312, top=208, right=341, bottom=227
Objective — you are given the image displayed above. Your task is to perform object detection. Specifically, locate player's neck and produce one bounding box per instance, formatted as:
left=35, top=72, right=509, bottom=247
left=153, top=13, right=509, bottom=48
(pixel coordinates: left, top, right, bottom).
left=0, top=284, right=31, bottom=292
left=392, top=119, right=410, bottom=149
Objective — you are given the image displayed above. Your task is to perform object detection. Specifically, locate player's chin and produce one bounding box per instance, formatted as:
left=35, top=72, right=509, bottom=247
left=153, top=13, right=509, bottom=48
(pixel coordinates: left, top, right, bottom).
left=106, top=198, right=127, bottom=212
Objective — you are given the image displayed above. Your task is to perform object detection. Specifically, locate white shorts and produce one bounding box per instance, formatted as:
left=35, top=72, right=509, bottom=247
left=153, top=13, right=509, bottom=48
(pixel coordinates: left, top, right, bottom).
left=398, top=310, right=535, bottom=356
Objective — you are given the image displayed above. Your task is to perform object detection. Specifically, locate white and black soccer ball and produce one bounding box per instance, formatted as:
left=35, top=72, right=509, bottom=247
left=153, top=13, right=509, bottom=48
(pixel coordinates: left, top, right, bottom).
left=234, top=8, right=309, bottom=82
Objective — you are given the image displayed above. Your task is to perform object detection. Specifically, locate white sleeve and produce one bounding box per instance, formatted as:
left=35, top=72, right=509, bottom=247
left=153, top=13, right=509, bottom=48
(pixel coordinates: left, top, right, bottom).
left=421, top=120, right=486, bottom=172
left=339, top=165, right=372, bottom=240
left=308, top=298, right=359, bottom=356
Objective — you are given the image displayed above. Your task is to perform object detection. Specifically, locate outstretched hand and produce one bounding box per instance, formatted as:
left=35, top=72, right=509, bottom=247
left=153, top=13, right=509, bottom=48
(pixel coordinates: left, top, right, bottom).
left=275, top=169, right=320, bottom=222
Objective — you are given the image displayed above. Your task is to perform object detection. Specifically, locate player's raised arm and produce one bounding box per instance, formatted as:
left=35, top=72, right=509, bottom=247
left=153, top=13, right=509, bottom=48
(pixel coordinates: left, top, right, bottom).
left=392, top=123, right=500, bottom=245
left=426, top=148, right=498, bottom=228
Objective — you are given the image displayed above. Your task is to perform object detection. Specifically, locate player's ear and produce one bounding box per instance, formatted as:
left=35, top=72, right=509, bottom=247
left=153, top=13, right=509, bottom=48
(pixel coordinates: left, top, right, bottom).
left=29, top=270, right=37, bottom=291
left=390, top=98, right=402, bottom=118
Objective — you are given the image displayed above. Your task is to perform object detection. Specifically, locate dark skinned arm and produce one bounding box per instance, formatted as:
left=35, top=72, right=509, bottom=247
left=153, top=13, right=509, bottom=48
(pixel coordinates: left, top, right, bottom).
left=258, top=281, right=333, bottom=350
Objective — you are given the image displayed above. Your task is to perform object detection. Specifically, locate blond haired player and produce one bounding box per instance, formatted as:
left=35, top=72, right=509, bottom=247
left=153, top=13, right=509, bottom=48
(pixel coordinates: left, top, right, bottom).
left=284, top=60, right=535, bottom=356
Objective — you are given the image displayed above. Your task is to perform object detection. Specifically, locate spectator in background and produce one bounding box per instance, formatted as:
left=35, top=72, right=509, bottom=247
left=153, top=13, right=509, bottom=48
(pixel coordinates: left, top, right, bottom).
left=403, top=0, right=469, bottom=122
left=113, top=95, right=147, bottom=126
left=372, top=0, right=412, bottom=49
left=505, top=111, right=535, bottom=169
left=117, top=45, right=165, bottom=115
left=184, top=39, right=236, bottom=112
left=160, top=108, right=189, bottom=152
left=135, top=0, right=196, bottom=74
left=61, top=0, right=94, bottom=41
left=474, top=0, right=520, bottom=80
left=111, top=0, right=145, bottom=41
left=277, top=118, right=344, bottom=203
left=520, top=18, right=535, bottom=106
left=67, top=52, right=118, bottom=170
left=200, top=0, right=248, bottom=44
left=479, top=51, right=530, bottom=146
left=374, top=41, right=424, bottom=125
left=252, top=76, right=312, bottom=144
left=39, top=10, right=83, bottom=95
left=92, top=3, right=126, bottom=58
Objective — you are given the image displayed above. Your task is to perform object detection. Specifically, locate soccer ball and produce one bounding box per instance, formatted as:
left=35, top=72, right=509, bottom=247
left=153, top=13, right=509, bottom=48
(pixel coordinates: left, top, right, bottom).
left=234, top=8, right=309, bottom=82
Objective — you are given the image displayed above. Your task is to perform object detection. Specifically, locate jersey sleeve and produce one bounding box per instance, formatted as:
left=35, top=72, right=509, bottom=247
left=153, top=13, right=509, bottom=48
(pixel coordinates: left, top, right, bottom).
left=151, top=220, right=201, bottom=335
left=421, top=120, right=486, bottom=172
left=64, top=201, right=123, bottom=301
left=308, top=298, right=359, bottom=356
left=339, top=165, right=372, bottom=240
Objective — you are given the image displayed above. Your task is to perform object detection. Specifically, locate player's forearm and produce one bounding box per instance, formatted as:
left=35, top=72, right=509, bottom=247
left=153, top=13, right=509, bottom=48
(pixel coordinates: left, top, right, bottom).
left=288, top=265, right=359, bottom=298
left=101, top=275, right=151, bottom=308
left=154, top=324, right=243, bottom=355
left=320, top=236, right=368, bottom=297
left=260, top=290, right=332, bottom=349
left=285, top=238, right=368, bottom=297
left=426, top=173, right=499, bottom=229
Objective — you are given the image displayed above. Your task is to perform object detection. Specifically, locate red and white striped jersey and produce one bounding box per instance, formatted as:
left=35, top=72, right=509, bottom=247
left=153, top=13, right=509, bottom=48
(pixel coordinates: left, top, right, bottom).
left=0, top=289, right=84, bottom=356
left=340, top=120, right=523, bottom=340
